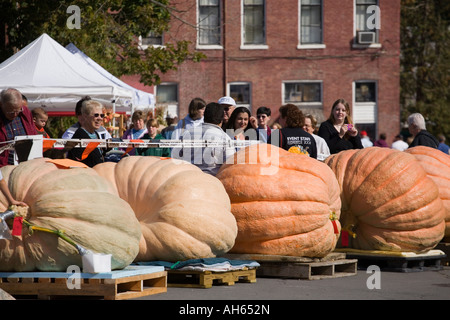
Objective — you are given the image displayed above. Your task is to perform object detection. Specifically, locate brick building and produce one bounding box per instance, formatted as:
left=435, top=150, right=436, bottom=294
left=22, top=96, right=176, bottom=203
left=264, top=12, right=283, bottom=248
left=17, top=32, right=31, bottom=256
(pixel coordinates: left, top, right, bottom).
left=130, top=0, right=401, bottom=143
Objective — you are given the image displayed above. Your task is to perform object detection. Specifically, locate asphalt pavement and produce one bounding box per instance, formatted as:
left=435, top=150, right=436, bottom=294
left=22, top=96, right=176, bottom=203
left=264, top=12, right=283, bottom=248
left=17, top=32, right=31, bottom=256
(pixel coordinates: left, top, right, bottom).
left=141, top=266, right=450, bottom=301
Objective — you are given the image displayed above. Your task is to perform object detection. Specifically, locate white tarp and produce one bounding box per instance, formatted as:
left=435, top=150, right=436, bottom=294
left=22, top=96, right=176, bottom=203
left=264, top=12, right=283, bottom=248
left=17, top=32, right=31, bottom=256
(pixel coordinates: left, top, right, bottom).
left=65, top=43, right=155, bottom=111
left=0, top=33, right=134, bottom=113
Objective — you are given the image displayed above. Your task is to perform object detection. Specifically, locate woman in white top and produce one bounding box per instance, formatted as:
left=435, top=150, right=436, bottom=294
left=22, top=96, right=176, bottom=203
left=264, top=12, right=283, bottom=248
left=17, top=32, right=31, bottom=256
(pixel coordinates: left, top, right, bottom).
left=303, top=114, right=331, bottom=161
left=172, top=97, right=206, bottom=140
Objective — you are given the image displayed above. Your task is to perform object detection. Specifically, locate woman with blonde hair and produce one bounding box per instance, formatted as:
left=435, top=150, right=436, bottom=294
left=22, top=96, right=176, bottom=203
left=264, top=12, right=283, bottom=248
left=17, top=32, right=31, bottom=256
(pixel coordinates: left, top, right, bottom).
left=318, top=98, right=363, bottom=154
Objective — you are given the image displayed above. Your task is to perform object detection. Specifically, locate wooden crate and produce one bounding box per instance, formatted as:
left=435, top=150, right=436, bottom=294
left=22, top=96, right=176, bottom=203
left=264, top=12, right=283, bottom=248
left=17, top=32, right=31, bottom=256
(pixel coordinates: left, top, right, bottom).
left=168, top=268, right=257, bottom=289
left=336, top=248, right=447, bottom=272
left=224, top=253, right=357, bottom=280
left=0, top=266, right=167, bottom=300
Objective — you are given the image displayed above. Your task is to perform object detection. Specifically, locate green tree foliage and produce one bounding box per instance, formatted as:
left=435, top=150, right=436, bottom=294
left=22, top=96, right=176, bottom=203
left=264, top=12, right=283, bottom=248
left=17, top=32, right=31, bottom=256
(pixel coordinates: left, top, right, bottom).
left=0, top=0, right=205, bottom=86
left=401, top=0, right=450, bottom=137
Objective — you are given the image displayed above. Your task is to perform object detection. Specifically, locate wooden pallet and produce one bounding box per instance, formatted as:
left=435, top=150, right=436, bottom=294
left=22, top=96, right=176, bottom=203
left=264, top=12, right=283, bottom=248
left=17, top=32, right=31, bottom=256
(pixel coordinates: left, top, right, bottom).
left=335, top=248, right=447, bottom=272
left=0, top=266, right=167, bottom=300
left=224, top=253, right=357, bottom=280
left=435, top=243, right=450, bottom=266
left=168, top=268, right=257, bottom=288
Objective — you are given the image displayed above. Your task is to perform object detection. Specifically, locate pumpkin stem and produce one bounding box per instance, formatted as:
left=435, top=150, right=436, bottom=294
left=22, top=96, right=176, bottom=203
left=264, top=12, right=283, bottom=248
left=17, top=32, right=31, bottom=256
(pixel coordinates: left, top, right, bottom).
left=21, top=218, right=89, bottom=255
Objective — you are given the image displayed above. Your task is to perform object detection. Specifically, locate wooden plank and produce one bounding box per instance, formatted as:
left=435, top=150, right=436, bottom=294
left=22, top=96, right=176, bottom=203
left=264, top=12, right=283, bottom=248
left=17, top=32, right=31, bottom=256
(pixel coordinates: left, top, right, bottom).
left=0, top=267, right=167, bottom=300
left=224, top=253, right=357, bottom=280
left=167, top=269, right=257, bottom=289
left=337, top=248, right=446, bottom=272
left=255, top=259, right=357, bottom=280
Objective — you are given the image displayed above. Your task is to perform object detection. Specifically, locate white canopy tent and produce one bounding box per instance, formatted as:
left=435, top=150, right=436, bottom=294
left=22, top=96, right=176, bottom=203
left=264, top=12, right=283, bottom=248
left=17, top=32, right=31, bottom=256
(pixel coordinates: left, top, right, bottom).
left=65, top=43, right=155, bottom=112
left=0, top=33, right=135, bottom=114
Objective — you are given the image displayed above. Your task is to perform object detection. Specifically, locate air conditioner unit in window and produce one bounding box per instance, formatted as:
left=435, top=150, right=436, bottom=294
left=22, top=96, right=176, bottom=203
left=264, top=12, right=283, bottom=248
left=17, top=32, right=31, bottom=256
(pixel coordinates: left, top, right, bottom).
left=357, top=31, right=376, bottom=44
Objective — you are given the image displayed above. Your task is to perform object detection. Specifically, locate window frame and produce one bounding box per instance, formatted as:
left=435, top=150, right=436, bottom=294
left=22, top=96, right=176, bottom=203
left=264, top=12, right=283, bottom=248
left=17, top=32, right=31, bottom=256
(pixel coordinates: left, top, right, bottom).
left=352, top=80, right=378, bottom=130
left=156, top=82, right=179, bottom=104
left=298, top=0, right=326, bottom=49
left=138, top=31, right=164, bottom=50
left=197, top=0, right=223, bottom=49
left=282, top=80, right=323, bottom=108
left=228, top=82, right=252, bottom=109
left=353, top=0, right=381, bottom=48
left=240, top=0, right=269, bottom=50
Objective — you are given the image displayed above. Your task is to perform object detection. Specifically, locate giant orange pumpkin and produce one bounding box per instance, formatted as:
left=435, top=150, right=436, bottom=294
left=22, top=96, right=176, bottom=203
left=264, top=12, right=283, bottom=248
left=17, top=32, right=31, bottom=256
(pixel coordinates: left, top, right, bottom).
left=94, top=156, right=238, bottom=262
left=405, top=146, right=450, bottom=241
left=325, top=147, right=445, bottom=252
left=0, top=158, right=141, bottom=272
left=216, top=144, right=341, bottom=258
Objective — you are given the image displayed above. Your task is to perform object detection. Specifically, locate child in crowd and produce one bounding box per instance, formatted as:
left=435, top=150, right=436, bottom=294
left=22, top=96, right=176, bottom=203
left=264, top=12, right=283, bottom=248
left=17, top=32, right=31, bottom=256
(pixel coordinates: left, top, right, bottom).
left=32, top=106, right=50, bottom=138
left=136, top=119, right=170, bottom=157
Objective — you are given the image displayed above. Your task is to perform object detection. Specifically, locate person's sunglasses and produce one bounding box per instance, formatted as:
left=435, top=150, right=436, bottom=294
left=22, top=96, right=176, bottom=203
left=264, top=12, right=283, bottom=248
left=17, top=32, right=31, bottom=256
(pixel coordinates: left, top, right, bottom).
left=93, top=113, right=105, bottom=118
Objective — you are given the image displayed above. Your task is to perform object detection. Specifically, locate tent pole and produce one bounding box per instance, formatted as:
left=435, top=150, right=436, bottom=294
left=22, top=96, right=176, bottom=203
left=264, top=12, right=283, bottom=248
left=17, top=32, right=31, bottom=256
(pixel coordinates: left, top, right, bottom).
left=112, top=99, right=116, bottom=138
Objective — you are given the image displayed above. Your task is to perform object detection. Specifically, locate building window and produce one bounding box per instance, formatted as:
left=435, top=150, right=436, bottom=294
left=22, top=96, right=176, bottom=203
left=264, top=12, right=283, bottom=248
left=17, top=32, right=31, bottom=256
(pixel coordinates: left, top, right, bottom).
left=355, top=0, right=379, bottom=45
left=243, top=0, right=266, bottom=46
left=156, top=83, right=179, bottom=117
left=156, top=83, right=178, bottom=104
left=229, top=82, right=251, bottom=109
left=283, top=81, right=322, bottom=107
left=198, top=0, right=221, bottom=46
left=299, top=0, right=323, bottom=46
left=139, top=31, right=163, bottom=50
left=355, top=81, right=376, bottom=103
left=353, top=81, right=377, bottom=139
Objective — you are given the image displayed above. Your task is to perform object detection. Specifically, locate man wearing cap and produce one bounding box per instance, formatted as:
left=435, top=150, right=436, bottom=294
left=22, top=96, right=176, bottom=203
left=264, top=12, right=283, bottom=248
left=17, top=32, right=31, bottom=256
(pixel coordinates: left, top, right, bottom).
left=218, top=96, right=236, bottom=131
left=161, top=111, right=178, bottom=139
left=360, top=130, right=373, bottom=148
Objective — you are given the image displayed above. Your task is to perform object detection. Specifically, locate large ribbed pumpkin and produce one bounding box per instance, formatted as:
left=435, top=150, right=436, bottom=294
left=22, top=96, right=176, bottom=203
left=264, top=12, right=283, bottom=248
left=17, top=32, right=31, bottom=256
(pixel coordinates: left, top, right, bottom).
left=94, top=156, right=237, bottom=262
left=216, top=144, right=341, bottom=258
left=405, top=146, right=450, bottom=241
left=0, top=158, right=141, bottom=272
left=325, top=147, right=445, bottom=252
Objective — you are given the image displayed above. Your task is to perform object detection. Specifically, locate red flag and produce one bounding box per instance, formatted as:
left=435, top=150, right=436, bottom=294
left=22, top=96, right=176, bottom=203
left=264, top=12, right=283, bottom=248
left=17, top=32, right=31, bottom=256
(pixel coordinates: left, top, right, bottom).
left=341, top=230, right=349, bottom=247
left=42, top=139, right=57, bottom=152
left=81, top=142, right=100, bottom=160
left=122, top=139, right=144, bottom=157
left=12, top=217, right=23, bottom=236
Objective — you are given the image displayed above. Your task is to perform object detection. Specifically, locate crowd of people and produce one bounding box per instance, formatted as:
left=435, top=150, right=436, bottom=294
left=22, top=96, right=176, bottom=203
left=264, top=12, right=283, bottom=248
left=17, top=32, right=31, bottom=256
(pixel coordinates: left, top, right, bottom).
left=0, top=87, right=448, bottom=183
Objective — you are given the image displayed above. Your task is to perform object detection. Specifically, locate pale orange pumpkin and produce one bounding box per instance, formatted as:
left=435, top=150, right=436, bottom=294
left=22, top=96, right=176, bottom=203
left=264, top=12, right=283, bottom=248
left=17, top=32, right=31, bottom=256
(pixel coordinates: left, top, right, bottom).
left=94, top=156, right=237, bottom=262
left=325, top=147, right=445, bottom=252
left=216, top=144, right=341, bottom=258
left=0, top=158, right=141, bottom=272
left=405, top=146, right=450, bottom=241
